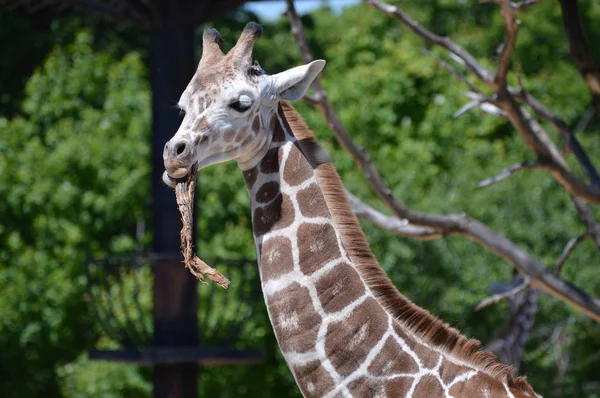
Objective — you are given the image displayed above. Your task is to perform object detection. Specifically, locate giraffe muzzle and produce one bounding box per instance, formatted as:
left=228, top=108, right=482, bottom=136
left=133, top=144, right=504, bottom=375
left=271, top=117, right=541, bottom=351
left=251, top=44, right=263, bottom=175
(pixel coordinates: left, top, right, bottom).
left=163, top=138, right=196, bottom=181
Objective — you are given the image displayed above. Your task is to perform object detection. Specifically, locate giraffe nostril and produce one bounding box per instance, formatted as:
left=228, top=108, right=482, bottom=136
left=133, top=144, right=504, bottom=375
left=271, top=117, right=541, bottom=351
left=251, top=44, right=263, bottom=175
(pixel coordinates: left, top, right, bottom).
left=175, top=142, right=187, bottom=156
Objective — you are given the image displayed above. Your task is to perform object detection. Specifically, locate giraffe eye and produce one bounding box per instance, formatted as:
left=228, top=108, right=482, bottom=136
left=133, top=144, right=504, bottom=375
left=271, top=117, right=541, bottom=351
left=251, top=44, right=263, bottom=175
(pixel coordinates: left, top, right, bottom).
left=229, top=95, right=253, bottom=113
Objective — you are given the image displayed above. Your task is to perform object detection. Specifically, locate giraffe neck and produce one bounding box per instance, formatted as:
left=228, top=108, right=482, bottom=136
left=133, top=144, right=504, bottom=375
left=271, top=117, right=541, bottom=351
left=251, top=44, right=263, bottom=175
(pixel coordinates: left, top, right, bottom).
left=241, top=104, right=537, bottom=398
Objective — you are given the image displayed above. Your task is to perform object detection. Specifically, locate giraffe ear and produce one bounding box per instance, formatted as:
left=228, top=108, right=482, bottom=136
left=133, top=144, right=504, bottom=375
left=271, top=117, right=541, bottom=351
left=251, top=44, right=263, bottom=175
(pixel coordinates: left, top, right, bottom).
left=271, top=60, right=325, bottom=101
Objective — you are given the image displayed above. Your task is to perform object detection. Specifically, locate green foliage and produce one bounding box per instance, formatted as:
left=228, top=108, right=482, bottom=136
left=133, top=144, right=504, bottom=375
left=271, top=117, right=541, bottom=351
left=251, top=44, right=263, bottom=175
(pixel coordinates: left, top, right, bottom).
left=59, top=354, right=152, bottom=398
left=1, top=1, right=600, bottom=397
left=0, top=28, right=150, bottom=397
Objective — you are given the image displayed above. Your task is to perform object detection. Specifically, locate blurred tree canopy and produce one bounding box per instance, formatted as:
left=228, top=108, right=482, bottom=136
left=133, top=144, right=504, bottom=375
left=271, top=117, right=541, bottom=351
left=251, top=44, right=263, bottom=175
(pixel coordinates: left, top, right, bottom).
left=1, top=1, right=599, bottom=397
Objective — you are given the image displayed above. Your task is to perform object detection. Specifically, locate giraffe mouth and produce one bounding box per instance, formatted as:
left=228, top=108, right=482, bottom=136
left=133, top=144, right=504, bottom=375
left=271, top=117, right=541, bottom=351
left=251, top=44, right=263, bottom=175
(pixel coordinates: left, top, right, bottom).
left=168, top=167, right=189, bottom=179
left=163, top=163, right=198, bottom=188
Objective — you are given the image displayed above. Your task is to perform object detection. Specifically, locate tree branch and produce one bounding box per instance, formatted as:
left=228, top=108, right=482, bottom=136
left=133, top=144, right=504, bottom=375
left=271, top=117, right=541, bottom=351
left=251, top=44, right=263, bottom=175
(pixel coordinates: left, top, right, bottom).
left=454, top=93, right=504, bottom=119
left=478, top=160, right=543, bottom=187
left=557, top=0, right=600, bottom=117
left=490, top=0, right=519, bottom=89
left=367, top=0, right=600, bottom=200
left=347, top=191, right=442, bottom=240
left=363, top=0, right=495, bottom=87
left=486, top=273, right=539, bottom=370
left=574, top=105, right=595, bottom=134
left=555, top=233, right=591, bottom=274
left=499, top=96, right=600, bottom=204
left=365, top=0, right=600, bottom=204
left=474, top=278, right=530, bottom=311
left=514, top=0, right=545, bottom=12
left=513, top=88, right=600, bottom=186
left=570, top=196, right=600, bottom=249
left=286, top=0, right=600, bottom=322
left=421, top=48, right=481, bottom=94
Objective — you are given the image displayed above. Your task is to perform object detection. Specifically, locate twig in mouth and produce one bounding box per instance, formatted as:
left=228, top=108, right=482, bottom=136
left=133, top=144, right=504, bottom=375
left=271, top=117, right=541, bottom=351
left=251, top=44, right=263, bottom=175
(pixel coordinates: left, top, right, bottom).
left=174, top=165, right=230, bottom=289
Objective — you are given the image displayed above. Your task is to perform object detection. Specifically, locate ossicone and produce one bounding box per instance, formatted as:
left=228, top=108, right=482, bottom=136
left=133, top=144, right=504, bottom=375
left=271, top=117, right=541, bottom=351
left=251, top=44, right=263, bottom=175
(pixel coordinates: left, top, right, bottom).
left=201, top=27, right=224, bottom=60
left=230, top=22, right=263, bottom=66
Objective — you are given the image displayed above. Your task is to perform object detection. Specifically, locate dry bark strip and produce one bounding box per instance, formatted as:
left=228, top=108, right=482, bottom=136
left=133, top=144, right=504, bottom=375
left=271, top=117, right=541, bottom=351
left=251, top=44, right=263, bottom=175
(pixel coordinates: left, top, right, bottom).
left=174, top=167, right=230, bottom=289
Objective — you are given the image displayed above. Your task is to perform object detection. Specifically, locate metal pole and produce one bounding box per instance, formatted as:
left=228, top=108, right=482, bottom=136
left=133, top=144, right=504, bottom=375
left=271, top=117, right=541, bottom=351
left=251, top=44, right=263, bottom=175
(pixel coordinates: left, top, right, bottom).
left=150, top=2, right=198, bottom=396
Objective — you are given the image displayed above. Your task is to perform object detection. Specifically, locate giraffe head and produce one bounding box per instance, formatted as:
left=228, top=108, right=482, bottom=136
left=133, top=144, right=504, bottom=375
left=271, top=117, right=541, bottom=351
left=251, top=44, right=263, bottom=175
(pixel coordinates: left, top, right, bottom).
left=162, top=22, right=325, bottom=186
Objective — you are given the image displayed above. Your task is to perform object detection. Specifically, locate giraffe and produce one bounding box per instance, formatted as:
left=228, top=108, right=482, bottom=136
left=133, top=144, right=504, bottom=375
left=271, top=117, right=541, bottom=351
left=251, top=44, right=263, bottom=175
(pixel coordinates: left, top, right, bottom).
left=162, top=23, right=541, bottom=398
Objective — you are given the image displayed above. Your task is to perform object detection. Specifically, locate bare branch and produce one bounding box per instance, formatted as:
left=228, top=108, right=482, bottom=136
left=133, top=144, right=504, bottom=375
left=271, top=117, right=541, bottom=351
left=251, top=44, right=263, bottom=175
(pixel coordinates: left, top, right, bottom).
left=421, top=48, right=481, bottom=94
left=287, top=0, right=600, bottom=321
left=474, top=280, right=530, bottom=311
left=493, top=0, right=519, bottom=89
left=302, top=94, right=320, bottom=107
left=285, top=0, right=318, bottom=66
left=363, top=0, right=495, bottom=87
left=558, top=0, right=600, bottom=117
left=365, top=0, right=600, bottom=204
left=513, top=88, right=600, bottom=186
left=555, top=233, right=591, bottom=274
left=500, top=98, right=600, bottom=203
left=454, top=93, right=505, bottom=118
left=453, top=99, right=484, bottom=119
left=490, top=0, right=600, bottom=197
left=347, top=191, right=442, bottom=240
left=478, top=160, right=543, bottom=188
left=574, top=106, right=595, bottom=134
left=514, top=0, right=545, bottom=13
left=479, top=1, right=545, bottom=13
left=486, top=273, right=539, bottom=370
left=570, top=197, right=600, bottom=249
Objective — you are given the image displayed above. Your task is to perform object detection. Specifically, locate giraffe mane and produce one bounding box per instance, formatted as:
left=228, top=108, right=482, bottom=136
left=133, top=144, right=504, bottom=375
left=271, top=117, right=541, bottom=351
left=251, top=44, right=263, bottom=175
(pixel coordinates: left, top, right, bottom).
left=279, top=102, right=534, bottom=393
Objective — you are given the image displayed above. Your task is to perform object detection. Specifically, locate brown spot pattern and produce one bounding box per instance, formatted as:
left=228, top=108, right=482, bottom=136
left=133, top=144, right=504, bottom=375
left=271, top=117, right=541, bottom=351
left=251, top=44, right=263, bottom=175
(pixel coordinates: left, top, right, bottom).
left=410, top=342, right=440, bottom=369
left=440, top=363, right=472, bottom=385
left=391, top=319, right=440, bottom=368
left=194, top=117, right=210, bottom=132
left=384, top=377, right=416, bottom=397
left=251, top=115, right=260, bottom=134
left=293, top=361, right=335, bottom=398
left=223, top=128, right=236, bottom=142
left=268, top=282, right=321, bottom=353
left=296, top=183, right=329, bottom=218
left=325, top=297, right=388, bottom=376
left=391, top=318, right=414, bottom=343
left=297, top=139, right=330, bottom=168
left=243, top=167, right=258, bottom=190
left=449, top=373, right=511, bottom=398
left=348, top=377, right=386, bottom=398
left=368, top=336, right=420, bottom=376
left=297, top=223, right=340, bottom=275
left=283, top=144, right=313, bottom=186
left=413, top=375, right=444, bottom=397
left=252, top=193, right=294, bottom=237
left=272, top=115, right=285, bottom=142
left=448, top=382, right=468, bottom=397
left=260, top=236, right=293, bottom=281
left=260, top=147, right=280, bottom=174
left=256, top=181, right=280, bottom=204
left=315, top=262, right=365, bottom=313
